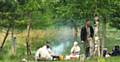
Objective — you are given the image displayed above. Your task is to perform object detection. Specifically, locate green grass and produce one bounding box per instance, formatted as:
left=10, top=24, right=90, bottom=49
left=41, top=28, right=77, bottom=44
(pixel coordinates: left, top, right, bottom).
left=0, top=27, right=120, bottom=62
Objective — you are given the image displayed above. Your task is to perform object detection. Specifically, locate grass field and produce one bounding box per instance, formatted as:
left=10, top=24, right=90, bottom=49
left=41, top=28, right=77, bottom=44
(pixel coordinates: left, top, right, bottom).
left=0, top=26, right=120, bottom=62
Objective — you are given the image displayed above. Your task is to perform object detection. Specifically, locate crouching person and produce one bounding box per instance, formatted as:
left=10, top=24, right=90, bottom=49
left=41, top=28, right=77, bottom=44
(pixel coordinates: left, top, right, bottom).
left=35, top=43, right=53, bottom=61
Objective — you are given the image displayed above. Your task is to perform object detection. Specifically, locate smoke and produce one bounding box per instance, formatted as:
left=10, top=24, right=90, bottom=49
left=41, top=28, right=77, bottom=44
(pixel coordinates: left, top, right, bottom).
left=52, top=27, right=73, bottom=55
left=52, top=43, right=64, bottom=55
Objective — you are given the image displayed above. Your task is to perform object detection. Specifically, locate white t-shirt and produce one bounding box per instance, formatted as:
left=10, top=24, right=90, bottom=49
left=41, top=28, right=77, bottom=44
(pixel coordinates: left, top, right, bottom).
left=35, top=46, right=52, bottom=60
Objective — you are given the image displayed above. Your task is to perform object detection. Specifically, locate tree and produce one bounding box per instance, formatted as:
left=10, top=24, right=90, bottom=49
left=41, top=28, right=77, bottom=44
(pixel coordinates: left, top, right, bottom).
left=0, top=0, right=17, bottom=49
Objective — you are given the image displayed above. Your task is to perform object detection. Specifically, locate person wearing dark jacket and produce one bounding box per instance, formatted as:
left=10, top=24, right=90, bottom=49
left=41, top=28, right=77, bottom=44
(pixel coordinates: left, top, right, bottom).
left=81, top=19, right=94, bottom=58
left=110, top=45, right=120, bottom=56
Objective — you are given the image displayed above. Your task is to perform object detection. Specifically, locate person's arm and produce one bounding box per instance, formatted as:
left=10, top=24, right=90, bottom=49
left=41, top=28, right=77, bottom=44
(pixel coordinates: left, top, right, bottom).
left=48, top=48, right=54, bottom=55
left=90, top=26, right=94, bottom=38
left=81, top=27, right=84, bottom=42
left=76, top=46, right=80, bottom=52
left=71, top=47, right=74, bottom=53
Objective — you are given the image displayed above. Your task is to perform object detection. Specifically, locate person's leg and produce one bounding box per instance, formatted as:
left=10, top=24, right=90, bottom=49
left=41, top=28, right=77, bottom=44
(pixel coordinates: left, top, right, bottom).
left=94, top=46, right=97, bottom=56
left=85, top=47, right=88, bottom=57
left=89, top=38, right=94, bottom=57
left=85, top=47, right=90, bottom=58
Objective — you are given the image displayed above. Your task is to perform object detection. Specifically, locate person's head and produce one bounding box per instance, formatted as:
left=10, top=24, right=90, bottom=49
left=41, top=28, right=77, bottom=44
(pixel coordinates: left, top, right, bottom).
left=46, top=42, right=50, bottom=48
left=85, top=18, right=90, bottom=27
left=103, top=48, right=108, bottom=57
left=94, top=14, right=99, bottom=21
left=46, top=45, right=50, bottom=48
left=13, top=37, right=16, bottom=40
left=114, top=45, right=119, bottom=50
left=73, top=41, right=78, bottom=46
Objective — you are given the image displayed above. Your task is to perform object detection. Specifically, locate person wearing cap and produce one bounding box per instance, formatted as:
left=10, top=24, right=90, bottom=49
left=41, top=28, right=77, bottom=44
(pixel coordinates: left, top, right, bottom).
left=81, top=18, right=94, bottom=58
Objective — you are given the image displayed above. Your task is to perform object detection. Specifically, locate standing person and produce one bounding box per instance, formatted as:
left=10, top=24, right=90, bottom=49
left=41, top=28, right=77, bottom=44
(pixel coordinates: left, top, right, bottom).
left=81, top=18, right=94, bottom=58
left=94, top=15, right=101, bottom=57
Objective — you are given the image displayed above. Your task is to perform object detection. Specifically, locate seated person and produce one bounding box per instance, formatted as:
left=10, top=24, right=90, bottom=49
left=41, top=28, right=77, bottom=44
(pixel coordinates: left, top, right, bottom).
left=71, top=41, right=80, bottom=55
left=35, top=43, right=54, bottom=61
left=65, top=41, right=80, bottom=60
left=103, top=48, right=110, bottom=58
left=110, top=45, right=120, bottom=56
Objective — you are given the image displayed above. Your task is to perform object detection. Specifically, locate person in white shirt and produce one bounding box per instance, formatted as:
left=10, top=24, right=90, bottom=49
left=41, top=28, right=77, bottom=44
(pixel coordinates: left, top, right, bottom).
left=65, top=41, right=80, bottom=60
left=71, top=41, right=80, bottom=55
left=70, top=41, right=80, bottom=59
left=35, top=44, right=53, bottom=61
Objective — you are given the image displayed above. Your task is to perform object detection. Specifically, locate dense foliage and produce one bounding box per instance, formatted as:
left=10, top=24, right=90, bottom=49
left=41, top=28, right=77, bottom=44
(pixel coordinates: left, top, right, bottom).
left=0, top=0, right=120, bottom=29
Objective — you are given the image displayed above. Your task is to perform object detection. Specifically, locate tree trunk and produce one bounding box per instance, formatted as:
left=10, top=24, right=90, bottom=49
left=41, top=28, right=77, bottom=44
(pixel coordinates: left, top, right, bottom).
left=73, top=26, right=78, bottom=41
left=26, top=13, right=32, bottom=56
left=0, top=24, right=11, bottom=49
left=26, top=21, right=32, bottom=56
left=71, top=19, right=78, bottom=41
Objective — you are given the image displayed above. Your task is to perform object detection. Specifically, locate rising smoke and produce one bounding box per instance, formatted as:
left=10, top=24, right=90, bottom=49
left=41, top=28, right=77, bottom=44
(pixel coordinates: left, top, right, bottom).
left=52, top=27, right=74, bottom=55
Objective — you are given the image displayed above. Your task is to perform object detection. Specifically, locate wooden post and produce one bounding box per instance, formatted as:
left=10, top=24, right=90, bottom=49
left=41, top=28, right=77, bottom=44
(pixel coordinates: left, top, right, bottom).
left=11, top=21, right=16, bottom=56
left=11, top=37, right=16, bottom=56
